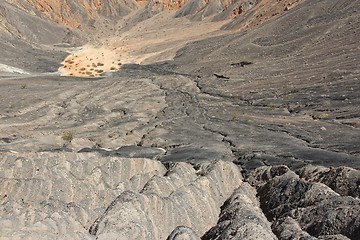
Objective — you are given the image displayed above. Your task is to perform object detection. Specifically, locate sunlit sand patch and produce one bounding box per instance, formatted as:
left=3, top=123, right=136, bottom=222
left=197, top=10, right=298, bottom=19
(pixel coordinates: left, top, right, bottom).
left=59, top=45, right=122, bottom=77
left=58, top=14, right=231, bottom=78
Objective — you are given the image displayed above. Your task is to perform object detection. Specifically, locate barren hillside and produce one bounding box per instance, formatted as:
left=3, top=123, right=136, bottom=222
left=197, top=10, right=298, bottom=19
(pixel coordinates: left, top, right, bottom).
left=0, top=0, right=359, bottom=239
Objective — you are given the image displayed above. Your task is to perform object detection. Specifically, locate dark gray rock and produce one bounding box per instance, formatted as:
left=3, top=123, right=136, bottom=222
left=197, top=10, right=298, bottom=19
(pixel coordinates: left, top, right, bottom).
left=167, top=226, right=200, bottom=240
left=272, top=216, right=317, bottom=240
left=297, top=165, right=360, bottom=198
left=202, top=182, right=276, bottom=240
left=251, top=166, right=360, bottom=239
left=79, top=145, right=166, bottom=160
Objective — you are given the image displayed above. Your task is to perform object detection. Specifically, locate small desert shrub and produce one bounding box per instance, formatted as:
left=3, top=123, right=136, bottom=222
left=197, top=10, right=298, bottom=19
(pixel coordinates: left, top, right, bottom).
left=243, top=115, right=253, bottom=123
left=80, top=67, right=86, bottom=71
left=62, top=131, right=74, bottom=142
left=231, top=113, right=238, bottom=121
left=20, top=84, right=27, bottom=89
left=110, top=66, right=116, bottom=70
left=117, top=62, right=122, bottom=66
left=319, top=113, right=329, bottom=119
left=268, top=102, right=277, bottom=110
left=97, top=62, right=104, bottom=66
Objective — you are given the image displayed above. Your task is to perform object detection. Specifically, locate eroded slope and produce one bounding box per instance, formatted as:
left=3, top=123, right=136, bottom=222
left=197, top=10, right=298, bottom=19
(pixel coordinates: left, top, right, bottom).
left=1, top=152, right=359, bottom=239
left=0, top=152, right=242, bottom=239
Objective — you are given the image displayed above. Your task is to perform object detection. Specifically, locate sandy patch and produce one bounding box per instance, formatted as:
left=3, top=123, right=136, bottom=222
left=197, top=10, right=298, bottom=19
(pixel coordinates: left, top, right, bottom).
left=59, top=13, right=231, bottom=77
left=59, top=46, right=122, bottom=77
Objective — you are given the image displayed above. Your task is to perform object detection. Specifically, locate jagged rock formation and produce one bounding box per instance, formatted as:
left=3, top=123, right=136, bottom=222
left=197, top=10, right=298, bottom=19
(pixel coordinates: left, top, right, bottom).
left=1, top=152, right=359, bottom=239
left=222, top=0, right=304, bottom=30
left=0, top=152, right=242, bottom=239
left=297, top=165, right=360, bottom=198
left=89, top=160, right=242, bottom=239
left=200, top=165, right=360, bottom=240
left=202, top=182, right=277, bottom=239
left=249, top=165, right=360, bottom=239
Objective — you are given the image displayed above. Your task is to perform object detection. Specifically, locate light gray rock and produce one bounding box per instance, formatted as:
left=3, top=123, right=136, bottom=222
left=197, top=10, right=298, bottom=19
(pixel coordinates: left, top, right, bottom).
left=89, top=161, right=243, bottom=239
left=0, top=152, right=167, bottom=239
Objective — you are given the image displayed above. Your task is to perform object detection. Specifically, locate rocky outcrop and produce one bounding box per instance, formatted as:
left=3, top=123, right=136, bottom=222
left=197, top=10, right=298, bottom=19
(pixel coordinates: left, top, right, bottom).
left=249, top=165, right=360, bottom=239
left=89, top=160, right=242, bottom=239
left=0, top=152, right=243, bottom=239
left=2, top=152, right=359, bottom=240
left=202, top=182, right=276, bottom=239
left=200, top=165, right=359, bottom=240
left=222, top=0, right=304, bottom=30
left=297, top=165, right=360, bottom=198
left=0, top=152, right=167, bottom=239
left=158, top=0, right=260, bottom=20
left=4, top=0, right=140, bottom=28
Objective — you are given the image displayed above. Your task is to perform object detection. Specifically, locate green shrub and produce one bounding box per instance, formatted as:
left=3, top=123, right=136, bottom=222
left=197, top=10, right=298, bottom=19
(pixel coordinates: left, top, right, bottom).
left=319, top=113, right=329, bottom=119
left=62, top=131, right=74, bottom=142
